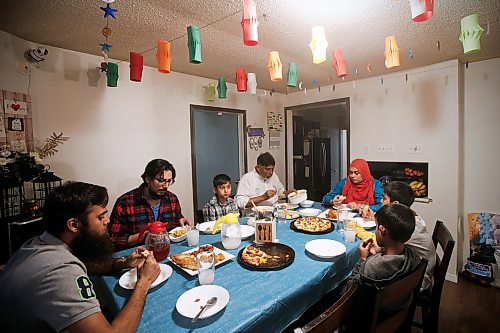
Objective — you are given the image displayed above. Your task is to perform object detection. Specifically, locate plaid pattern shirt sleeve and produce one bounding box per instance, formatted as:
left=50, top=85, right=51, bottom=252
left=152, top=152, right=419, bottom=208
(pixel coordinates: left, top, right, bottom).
left=202, top=196, right=240, bottom=222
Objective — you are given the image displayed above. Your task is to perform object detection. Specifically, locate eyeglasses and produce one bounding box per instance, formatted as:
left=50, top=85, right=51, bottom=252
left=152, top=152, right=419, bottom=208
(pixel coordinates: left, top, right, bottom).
left=154, top=177, right=175, bottom=185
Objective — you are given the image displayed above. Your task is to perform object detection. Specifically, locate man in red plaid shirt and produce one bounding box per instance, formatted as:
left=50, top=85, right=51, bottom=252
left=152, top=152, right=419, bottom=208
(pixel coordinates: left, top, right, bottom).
left=108, top=159, right=193, bottom=250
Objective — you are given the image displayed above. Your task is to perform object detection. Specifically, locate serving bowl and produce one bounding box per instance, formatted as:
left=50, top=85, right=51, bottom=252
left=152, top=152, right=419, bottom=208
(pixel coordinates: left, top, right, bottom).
left=288, top=189, right=307, bottom=205
left=299, top=200, right=314, bottom=208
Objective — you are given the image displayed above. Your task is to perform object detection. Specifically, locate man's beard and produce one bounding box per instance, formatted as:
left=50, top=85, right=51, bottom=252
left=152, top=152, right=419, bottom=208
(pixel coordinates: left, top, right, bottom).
left=71, top=226, right=115, bottom=263
left=148, top=185, right=166, bottom=200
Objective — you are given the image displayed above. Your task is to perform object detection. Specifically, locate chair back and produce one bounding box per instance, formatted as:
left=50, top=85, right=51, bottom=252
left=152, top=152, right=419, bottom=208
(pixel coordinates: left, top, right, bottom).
left=295, top=283, right=359, bottom=333
left=351, top=257, right=428, bottom=333
left=430, top=220, right=455, bottom=312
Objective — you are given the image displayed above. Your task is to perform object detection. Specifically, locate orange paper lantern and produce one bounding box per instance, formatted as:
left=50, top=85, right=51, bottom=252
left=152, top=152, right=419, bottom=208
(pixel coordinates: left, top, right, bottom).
left=241, top=0, right=259, bottom=46
left=333, top=49, right=347, bottom=78
left=384, top=35, right=400, bottom=68
left=267, top=51, right=283, bottom=81
left=129, top=52, right=143, bottom=82
left=236, top=68, right=247, bottom=92
left=156, top=40, right=172, bottom=73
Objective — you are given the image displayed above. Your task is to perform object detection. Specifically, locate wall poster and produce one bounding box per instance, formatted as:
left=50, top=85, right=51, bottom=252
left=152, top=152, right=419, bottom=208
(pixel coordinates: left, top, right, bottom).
left=1, top=90, right=34, bottom=152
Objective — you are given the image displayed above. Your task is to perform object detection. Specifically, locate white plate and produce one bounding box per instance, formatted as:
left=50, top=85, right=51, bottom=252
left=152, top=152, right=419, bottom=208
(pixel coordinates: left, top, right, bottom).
left=351, top=217, right=376, bottom=229
left=252, top=205, right=274, bottom=213
left=305, top=239, right=347, bottom=258
left=240, top=225, right=255, bottom=239
left=168, top=244, right=235, bottom=276
left=275, top=203, right=299, bottom=210
left=118, top=263, right=172, bottom=289
left=197, top=221, right=220, bottom=234
left=176, top=285, right=230, bottom=320
left=169, top=227, right=188, bottom=242
left=317, top=210, right=357, bottom=220
left=299, top=208, right=322, bottom=217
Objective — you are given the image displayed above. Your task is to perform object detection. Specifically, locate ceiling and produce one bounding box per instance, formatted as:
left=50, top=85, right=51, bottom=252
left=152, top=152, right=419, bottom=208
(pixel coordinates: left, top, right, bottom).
left=1, top=0, right=499, bottom=93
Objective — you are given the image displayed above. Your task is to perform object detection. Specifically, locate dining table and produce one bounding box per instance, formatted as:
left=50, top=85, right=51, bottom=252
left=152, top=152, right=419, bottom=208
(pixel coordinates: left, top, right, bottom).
left=92, top=202, right=361, bottom=333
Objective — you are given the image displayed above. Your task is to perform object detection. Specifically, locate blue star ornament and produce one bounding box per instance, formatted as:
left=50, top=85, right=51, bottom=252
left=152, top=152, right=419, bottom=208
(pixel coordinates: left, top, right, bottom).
left=100, top=43, right=112, bottom=52
left=100, top=4, right=118, bottom=19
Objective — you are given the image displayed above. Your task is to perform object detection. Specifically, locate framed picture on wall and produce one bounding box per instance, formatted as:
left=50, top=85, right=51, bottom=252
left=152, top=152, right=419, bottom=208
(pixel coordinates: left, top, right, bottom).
left=7, top=117, right=24, bottom=131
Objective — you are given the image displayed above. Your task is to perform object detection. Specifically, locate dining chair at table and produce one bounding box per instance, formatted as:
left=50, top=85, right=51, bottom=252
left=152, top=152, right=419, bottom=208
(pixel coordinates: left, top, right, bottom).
left=293, top=283, right=359, bottom=333
left=349, top=257, right=428, bottom=333
left=412, top=220, right=455, bottom=333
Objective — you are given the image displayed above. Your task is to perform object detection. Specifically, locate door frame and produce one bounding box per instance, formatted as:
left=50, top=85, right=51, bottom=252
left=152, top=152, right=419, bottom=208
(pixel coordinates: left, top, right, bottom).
left=190, top=104, right=247, bottom=216
left=284, top=97, right=350, bottom=189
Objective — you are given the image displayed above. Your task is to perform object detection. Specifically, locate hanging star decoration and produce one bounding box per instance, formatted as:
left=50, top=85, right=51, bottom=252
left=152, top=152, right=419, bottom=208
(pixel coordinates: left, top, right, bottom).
left=100, top=3, right=118, bottom=19
left=100, top=42, right=112, bottom=52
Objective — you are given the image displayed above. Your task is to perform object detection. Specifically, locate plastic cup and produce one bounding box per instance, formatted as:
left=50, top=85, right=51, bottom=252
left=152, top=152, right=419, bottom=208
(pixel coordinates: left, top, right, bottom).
left=187, top=228, right=199, bottom=247
left=197, top=251, right=215, bottom=285
left=277, top=209, right=287, bottom=224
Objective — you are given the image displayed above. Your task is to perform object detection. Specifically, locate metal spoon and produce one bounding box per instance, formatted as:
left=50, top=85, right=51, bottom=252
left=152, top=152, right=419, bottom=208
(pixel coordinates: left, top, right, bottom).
left=191, top=296, right=218, bottom=323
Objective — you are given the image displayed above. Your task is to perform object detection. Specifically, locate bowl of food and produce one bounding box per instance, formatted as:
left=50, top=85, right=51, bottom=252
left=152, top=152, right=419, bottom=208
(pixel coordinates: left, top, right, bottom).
left=169, top=227, right=188, bottom=242
left=299, top=200, right=314, bottom=208
left=299, top=208, right=322, bottom=217
left=288, top=190, right=307, bottom=205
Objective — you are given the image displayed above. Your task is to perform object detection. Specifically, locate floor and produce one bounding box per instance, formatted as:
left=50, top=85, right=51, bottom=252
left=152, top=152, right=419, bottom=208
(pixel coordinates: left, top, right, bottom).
left=412, top=276, right=500, bottom=333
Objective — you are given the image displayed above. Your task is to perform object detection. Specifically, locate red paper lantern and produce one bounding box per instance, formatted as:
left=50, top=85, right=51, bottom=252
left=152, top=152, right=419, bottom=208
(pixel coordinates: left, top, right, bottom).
left=129, top=52, right=143, bottom=82
left=241, top=0, right=259, bottom=46
left=333, top=49, right=347, bottom=78
left=236, top=68, right=247, bottom=92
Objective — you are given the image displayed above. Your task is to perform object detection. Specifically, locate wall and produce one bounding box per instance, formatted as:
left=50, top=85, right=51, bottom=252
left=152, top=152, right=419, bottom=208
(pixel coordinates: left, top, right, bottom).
left=0, top=30, right=287, bottom=220
left=285, top=60, right=461, bottom=281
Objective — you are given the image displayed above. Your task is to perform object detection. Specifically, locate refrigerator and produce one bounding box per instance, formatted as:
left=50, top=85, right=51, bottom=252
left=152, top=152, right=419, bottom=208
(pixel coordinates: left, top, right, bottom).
left=294, top=137, right=331, bottom=202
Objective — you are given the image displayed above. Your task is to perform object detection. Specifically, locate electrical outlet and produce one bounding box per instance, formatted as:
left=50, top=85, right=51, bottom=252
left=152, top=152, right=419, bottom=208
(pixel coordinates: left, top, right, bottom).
left=377, top=144, right=395, bottom=154
left=408, top=144, right=424, bottom=154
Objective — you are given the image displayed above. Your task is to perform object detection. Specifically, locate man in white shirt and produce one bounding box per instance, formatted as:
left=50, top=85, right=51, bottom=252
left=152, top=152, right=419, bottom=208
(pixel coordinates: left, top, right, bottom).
left=236, top=152, right=295, bottom=208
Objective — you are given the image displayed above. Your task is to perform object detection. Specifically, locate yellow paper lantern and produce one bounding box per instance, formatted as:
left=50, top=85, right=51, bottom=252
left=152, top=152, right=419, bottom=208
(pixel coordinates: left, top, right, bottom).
left=459, top=14, right=484, bottom=54
left=267, top=51, right=283, bottom=81
left=309, top=26, right=328, bottom=64
left=384, top=35, right=400, bottom=69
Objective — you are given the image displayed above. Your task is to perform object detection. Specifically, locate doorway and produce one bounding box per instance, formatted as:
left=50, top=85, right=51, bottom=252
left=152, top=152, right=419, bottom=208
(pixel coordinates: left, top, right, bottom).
left=190, top=105, right=247, bottom=222
left=285, top=98, right=350, bottom=202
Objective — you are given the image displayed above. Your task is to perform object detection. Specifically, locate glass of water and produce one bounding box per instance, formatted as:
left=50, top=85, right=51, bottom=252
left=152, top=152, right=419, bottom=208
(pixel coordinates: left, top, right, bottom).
left=197, top=251, right=215, bottom=285
left=187, top=227, right=199, bottom=247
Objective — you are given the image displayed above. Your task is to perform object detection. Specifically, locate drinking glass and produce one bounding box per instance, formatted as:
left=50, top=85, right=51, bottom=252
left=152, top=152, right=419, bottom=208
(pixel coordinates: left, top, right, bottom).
left=187, top=228, right=199, bottom=247
left=337, top=208, right=348, bottom=233
left=277, top=208, right=287, bottom=224
left=344, top=219, right=357, bottom=243
left=197, top=251, right=215, bottom=285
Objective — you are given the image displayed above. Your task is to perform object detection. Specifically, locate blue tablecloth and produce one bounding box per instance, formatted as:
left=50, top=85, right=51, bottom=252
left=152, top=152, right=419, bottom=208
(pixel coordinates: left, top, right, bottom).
left=94, top=203, right=360, bottom=333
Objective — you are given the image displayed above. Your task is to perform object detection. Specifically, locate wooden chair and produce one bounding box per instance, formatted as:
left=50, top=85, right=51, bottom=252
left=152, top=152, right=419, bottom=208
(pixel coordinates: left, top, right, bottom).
left=350, top=258, right=428, bottom=333
left=293, top=283, right=359, bottom=333
left=413, top=220, right=455, bottom=333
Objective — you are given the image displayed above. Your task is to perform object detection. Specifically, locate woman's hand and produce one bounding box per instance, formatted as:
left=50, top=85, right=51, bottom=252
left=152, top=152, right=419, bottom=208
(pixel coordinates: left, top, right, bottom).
left=331, top=195, right=345, bottom=207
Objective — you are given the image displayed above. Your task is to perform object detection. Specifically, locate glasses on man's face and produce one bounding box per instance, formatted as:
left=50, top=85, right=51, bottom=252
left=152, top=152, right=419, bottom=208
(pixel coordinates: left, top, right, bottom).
left=154, top=177, right=175, bottom=186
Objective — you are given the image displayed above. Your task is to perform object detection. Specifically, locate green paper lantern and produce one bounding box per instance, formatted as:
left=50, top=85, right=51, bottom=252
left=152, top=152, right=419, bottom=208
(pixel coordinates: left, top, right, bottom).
left=187, top=25, right=202, bottom=64
left=287, top=63, right=298, bottom=87
left=459, top=14, right=484, bottom=54
left=217, top=77, right=227, bottom=99
left=106, top=62, right=118, bottom=87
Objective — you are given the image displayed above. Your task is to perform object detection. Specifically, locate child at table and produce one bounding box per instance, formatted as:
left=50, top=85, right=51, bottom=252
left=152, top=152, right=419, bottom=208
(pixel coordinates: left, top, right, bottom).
left=202, top=174, right=239, bottom=222
left=345, top=203, right=420, bottom=290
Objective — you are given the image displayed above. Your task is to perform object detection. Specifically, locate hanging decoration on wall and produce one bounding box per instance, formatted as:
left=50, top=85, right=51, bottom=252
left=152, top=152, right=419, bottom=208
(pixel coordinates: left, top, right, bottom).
left=106, top=62, right=119, bottom=87
left=333, top=49, right=347, bottom=78
left=459, top=14, right=484, bottom=54
left=367, top=63, right=373, bottom=72
left=98, top=0, right=117, bottom=76
left=267, top=51, right=283, bottom=81
left=408, top=0, right=434, bottom=22
left=187, top=25, right=202, bottom=64
left=287, top=63, right=298, bottom=87
left=384, top=35, right=400, bottom=68
left=298, top=81, right=303, bottom=90
left=247, top=127, right=264, bottom=151
left=129, top=52, right=143, bottom=82
left=217, top=77, right=228, bottom=98
left=99, top=51, right=109, bottom=72
left=241, top=0, right=259, bottom=46
left=309, top=26, right=328, bottom=64
left=100, top=3, right=118, bottom=18
left=247, top=73, right=257, bottom=94
left=436, top=40, right=441, bottom=50
left=408, top=48, right=414, bottom=58
left=236, top=68, right=248, bottom=92
left=156, top=40, right=172, bottom=73
left=207, top=83, right=216, bottom=102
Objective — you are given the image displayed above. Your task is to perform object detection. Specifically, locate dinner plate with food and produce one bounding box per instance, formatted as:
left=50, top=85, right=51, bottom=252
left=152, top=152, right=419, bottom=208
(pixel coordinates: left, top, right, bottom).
left=277, top=209, right=301, bottom=220
left=317, top=209, right=356, bottom=221
left=275, top=203, right=299, bottom=210
left=119, top=263, right=172, bottom=289
left=168, top=244, right=235, bottom=276
left=237, top=243, right=295, bottom=270
left=197, top=221, right=221, bottom=234
left=169, top=227, right=188, bottom=242
left=290, top=216, right=334, bottom=234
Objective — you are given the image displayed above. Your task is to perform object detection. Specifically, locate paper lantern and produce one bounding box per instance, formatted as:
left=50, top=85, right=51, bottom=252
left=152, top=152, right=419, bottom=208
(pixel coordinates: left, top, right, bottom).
left=236, top=68, right=247, bottom=92
left=408, top=0, right=434, bottom=22
left=267, top=51, right=283, bottom=81
left=187, top=25, right=202, bottom=64
left=459, top=14, right=484, bottom=54
left=309, top=26, right=328, bottom=64
left=384, top=35, right=400, bottom=68
left=333, top=49, right=347, bottom=78
left=217, top=77, right=227, bottom=99
left=241, top=0, right=259, bottom=46
left=287, top=63, right=298, bottom=87
left=247, top=73, right=257, bottom=95
left=129, top=52, right=143, bottom=82
left=207, top=83, right=216, bottom=102
left=156, top=40, right=172, bottom=73
left=106, top=62, right=118, bottom=87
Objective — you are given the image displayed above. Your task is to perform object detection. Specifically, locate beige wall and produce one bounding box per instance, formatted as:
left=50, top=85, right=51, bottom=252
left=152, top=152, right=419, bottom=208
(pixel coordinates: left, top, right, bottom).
left=0, top=30, right=287, bottom=220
